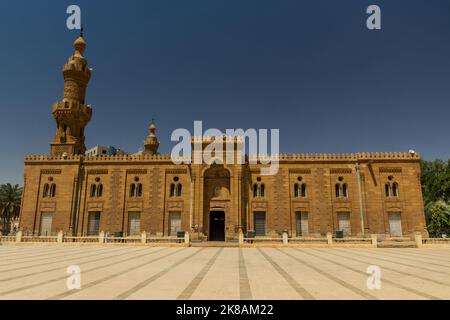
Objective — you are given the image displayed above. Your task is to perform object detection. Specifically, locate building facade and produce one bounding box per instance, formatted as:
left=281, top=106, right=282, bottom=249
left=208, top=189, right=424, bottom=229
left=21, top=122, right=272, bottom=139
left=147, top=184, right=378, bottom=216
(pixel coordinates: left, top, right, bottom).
left=19, top=35, right=428, bottom=240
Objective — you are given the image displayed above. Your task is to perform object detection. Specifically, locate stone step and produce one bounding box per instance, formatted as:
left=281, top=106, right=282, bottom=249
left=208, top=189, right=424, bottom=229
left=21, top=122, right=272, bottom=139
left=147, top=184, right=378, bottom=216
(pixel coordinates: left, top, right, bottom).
left=190, top=241, right=239, bottom=248
left=377, top=241, right=417, bottom=248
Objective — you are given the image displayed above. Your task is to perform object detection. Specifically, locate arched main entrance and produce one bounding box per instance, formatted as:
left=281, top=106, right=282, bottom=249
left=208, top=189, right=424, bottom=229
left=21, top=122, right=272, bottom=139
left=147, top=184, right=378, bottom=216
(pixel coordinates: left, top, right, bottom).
left=203, top=165, right=231, bottom=241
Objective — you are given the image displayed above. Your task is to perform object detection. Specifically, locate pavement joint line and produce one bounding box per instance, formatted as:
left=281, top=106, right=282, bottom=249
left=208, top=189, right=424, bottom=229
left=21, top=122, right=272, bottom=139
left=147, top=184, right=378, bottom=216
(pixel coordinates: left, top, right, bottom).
left=389, top=250, right=450, bottom=263
left=0, top=246, right=128, bottom=273
left=239, top=249, right=253, bottom=300
left=177, top=248, right=223, bottom=300
left=338, top=248, right=450, bottom=280
left=0, top=246, right=87, bottom=259
left=114, top=248, right=206, bottom=300
left=49, top=247, right=186, bottom=300
left=0, top=246, right=71, bottom=257
left=0, top=246, right=115, bottom=266
left=0, top=247, right=167, bottom=297
left=0, top=246, right=147, bottom=282
left=349, top=249, right=450, bottom=268
left=306, top=249, right=441, bottom=300
left=276, top=248, right=378, bottom=300
left=257, top=248, right=315, bottom=300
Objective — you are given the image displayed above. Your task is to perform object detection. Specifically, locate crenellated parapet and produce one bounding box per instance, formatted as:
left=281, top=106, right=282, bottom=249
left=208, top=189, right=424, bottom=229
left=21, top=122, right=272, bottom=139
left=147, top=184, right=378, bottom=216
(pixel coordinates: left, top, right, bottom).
left=249, top=151, right=420, bottom=163
left=84, top=154, right=178, bottom=162
left=25, top=151, right=420, bottom=165
left=25, top=154, right=82, bottom=163
left=192, top=135, right=246, bottom=143
left=52, top=101, right=92, bottom=118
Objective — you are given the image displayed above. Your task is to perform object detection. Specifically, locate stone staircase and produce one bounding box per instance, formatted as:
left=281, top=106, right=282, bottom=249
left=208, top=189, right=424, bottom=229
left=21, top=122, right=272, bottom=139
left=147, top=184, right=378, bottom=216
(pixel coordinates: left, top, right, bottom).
left=190, top=241, right=239, bottom=248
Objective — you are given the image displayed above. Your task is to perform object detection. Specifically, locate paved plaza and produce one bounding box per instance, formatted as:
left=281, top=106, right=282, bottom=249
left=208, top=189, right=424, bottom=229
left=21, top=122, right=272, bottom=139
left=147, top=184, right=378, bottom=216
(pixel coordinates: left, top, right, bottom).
left=0, top=245, right=449, bottom=300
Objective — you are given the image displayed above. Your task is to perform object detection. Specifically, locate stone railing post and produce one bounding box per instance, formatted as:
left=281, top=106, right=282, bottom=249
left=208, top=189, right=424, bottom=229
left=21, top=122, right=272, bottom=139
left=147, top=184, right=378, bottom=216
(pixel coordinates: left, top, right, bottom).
left=15, top=230, right=23, bottom=243
left=184, top=232, right=190, bottom=245
left=141, top=231, right=147, bottom=244
left=99, top=231, right=105, bottom=244
left=371, top=234, right=378, bottom=247
left=326, top=232, right=333, bottom=245
left=57, top=230, right=64, bottom=243
left=282, top=231, right=289, bottom=245
left=415, top=233, right=423, bottom=248
left=239, top=231, right=244, bottom=245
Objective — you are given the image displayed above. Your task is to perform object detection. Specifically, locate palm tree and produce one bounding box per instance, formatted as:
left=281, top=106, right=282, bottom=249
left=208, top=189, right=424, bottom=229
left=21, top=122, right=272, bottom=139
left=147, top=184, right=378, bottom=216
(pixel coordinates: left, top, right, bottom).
left=0, top=184, right=23, bottom=235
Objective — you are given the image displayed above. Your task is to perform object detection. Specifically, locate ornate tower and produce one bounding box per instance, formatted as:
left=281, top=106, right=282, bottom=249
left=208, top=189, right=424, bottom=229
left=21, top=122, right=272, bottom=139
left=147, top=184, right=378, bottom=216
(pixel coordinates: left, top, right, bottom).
left=50, top=32, right=92, bottom=157
left=144, top=122, right=160, bottom=155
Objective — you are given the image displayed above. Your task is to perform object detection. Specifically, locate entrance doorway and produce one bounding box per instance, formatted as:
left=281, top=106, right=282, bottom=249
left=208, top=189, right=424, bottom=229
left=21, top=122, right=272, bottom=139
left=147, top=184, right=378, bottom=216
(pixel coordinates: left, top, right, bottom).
left=209, top=211, right=225, bottom=241
left=388, top=212, right=403, bottom=237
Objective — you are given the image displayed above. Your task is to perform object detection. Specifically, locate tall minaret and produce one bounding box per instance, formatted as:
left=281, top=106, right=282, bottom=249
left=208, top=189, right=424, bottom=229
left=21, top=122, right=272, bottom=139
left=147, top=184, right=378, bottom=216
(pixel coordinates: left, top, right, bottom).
left=50, top=30, right=92, bottom=157
left=144, top=121, right=160, bottom=155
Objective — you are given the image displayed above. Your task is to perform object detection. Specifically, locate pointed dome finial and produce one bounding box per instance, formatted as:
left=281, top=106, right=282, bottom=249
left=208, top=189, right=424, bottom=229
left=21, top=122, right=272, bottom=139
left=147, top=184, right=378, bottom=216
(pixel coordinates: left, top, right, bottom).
left=150, top=117, right=156, bottom=132
left=74, top=26, right=86, bottom=58
left=144, top=119, right=160, bottom=155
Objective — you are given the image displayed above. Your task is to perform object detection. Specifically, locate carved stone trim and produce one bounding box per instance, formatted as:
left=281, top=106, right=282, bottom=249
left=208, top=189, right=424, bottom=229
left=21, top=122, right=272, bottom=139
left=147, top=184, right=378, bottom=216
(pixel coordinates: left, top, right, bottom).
left=379, top=168, right=402, bottom=173
left=252, top=201, right=268, bottom=210
left=330, top=168, right=353, bottom=174
left=127, top=201, right=143, bottom=211
left=289, top=169, right=312, bottom=174
left=40, top=169, right=62, bottom=175
left=87, top=201, right=104, bottom=211
left=127, top=169, right=148, bottom=175
left=87, top=169, right=109, bottom=175
left=166, top=169, right=187, bottom=174
left=167, top=200, right=184, bottom=210
left=40, top=201, right=56, bottom=211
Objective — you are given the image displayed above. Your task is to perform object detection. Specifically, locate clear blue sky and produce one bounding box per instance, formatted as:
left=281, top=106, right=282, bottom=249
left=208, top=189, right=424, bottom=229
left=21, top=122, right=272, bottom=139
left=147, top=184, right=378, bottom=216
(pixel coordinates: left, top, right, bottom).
left=1, top=0, right=450, bottom=185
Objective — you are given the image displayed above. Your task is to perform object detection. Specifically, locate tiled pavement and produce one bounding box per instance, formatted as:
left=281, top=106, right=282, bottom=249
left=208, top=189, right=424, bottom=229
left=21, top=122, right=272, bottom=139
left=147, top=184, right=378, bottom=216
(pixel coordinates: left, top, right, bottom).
left=0, top=245, right=449, bottom=300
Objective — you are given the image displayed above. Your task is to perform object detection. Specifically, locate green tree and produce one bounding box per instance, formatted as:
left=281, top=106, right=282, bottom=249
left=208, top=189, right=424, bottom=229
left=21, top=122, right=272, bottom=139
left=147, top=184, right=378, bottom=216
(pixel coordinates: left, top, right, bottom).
left=425, top=200, right=450, bottom=237
left=0, top=183, right=23, bottom=235
left=421, top=159, right=450, bottom=204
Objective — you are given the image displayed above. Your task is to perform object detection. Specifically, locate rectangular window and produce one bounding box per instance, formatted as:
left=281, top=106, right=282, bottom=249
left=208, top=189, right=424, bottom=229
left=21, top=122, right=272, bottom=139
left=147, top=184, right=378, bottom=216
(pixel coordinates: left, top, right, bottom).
left=254, top=212, right=266, bottom=236
left=169, top=212, right=181, bottom=237
left=296, top=212, right=309, bottom=237
left=88, top=212, right=101, bottom=236
left=39, top=213, right=53, bottom=236
left=128, top=212, right=141, bottom=236
left=388, top=212, right=402, bottom=237
left=337, top=212, right=351, bottom=236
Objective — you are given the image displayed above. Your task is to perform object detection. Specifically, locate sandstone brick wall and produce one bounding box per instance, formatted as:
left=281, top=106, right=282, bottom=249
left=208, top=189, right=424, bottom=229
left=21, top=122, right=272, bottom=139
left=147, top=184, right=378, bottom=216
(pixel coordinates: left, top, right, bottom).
left=19, top=152, right=427, bottom=239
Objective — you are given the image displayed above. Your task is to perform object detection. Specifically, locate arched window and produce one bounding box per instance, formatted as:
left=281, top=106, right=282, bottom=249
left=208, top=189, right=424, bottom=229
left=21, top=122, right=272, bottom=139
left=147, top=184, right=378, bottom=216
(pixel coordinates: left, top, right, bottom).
left=385, top=183, right=391, bottom=197
left=301, top=184, right=307, bottom=198
left=342, top=184, right=348, bottom=198
left=170, top=184, right=176, bottom=197
left=177, top=184, right=182, bottom=197
left=50, top=184, right=56, bottom=198
left=393, top=182, right=399, bottom=197
left=137, top=183, right=143, bottom=197
left=97, top=184, right=103, bottom=197
left=43, top=184, right=50, bottom=198
left=260, top=184, right=266, bottom=197
left=335, top=184, right=341, bottom=198
left=253, top=184, right=258, bottom=198
left=130, top=184, right=136, bottom=198
left=294, top=183, right=299, bottom=198
left=90, top=184, right=97, bottom=198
